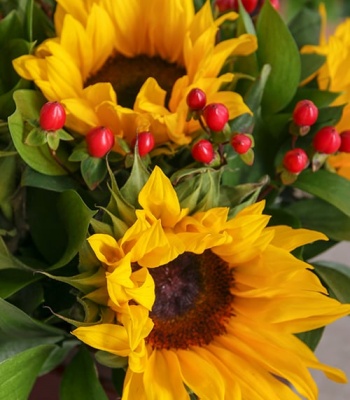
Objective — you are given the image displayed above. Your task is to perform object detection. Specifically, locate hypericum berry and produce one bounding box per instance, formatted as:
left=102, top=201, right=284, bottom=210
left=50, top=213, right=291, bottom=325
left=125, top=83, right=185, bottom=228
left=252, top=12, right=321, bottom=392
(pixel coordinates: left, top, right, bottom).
left=215, top=0, right=235, bottom=12
left=313, top=126, right=341, bottom=154
left=136, top=131, right=155, bottom=156
left=203, top=103, right=229, bottom=132
left=191, top=139, right=214, bottom=164
left=86, top=126, right=115, bottom=158
left=39, top=101, right=66, bottom=131
left=233, top=0, right=258, bottom=13
left=283, top=148, right=309, bottom=174
left=231, top=134, right=252, bottom=154
left=186, top=88, right=207, bottom=111
left=292, top=100, right=318, bottom=127
left=339, top=130, right=350, bottom=153
left=269, top=0, right=280, bottom=10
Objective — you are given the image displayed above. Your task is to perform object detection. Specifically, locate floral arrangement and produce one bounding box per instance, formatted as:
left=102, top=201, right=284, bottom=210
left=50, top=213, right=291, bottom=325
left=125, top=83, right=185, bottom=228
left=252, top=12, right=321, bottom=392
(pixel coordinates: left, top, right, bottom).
left=1, top=0, right=350, bottom=399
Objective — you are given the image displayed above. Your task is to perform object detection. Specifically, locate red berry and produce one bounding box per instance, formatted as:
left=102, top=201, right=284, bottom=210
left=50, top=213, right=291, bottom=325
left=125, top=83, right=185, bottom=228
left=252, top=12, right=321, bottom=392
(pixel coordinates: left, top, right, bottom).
left=283, top=148, right=309, bottom=174
left=313, top=126, right=341, bottom=154
left=86, top=126, right=115, bottom=158
left=191, top=139, right=214, bottom=164
left=269, top=0, right=280, bottom=10
left=234, top=0, right=258, bottom=13
left=231, top=134, right=252, bottom=154
left=203, top=103, right=229, bottom=132
left=135, top=131, right=155, bottom=156
left=339, top=130, right=350, bottom=153
left=215, top=0, right=235, bottom=12
left=186, top=88, right=207, bottom=111
left=39, top=101, right=66, bottom=131
left=292, top=100, right=318, bottom=127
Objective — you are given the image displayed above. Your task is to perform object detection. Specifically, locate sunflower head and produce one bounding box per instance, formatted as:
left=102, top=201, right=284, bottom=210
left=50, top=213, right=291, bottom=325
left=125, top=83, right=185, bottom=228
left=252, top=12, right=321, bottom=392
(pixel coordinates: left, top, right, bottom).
left=62, top=159, right=350, bottom=400
left=13, top=0, right=257, bottom=151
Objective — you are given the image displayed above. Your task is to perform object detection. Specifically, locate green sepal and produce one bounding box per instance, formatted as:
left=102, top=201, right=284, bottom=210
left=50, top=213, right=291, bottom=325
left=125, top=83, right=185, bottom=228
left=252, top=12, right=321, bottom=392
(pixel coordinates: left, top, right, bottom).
left=57, top=128, right=74, bottom=141
left=39, top=267, right=106, bottom=295
left=120, top=149, right=150, bottom=208
left=311, top=152, right=328, bottom=172
left=240, top=148, right=254, bottom=166
left=95, top=351, right=128, bottom=369
left=69, top=142, right=89, bottom=162
left=24, top=127, right=47, bottom=146
left=47, top=131, right=60, bottom=150
left=280, top=169, right=298, bottom=185
left=105, top=163, right=137, bottom=227
left=174, top=168, right=222, bottom=213
left=98, top=207, right=129, bottom=240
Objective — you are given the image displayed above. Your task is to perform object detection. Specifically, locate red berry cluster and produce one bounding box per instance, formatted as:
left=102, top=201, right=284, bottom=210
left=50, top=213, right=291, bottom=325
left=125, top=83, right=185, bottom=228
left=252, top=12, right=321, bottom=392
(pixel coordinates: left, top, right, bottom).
left=281, top=99, right=350, bottom=182
left=187, top=88, right=254, bottom=165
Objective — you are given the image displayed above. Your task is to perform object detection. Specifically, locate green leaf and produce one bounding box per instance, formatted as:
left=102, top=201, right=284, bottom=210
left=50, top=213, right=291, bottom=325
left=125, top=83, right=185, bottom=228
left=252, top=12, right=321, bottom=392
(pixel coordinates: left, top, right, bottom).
left=313, top=261, right=350, bottom=304
left=50, top=190, right=96, bottom=270
left=0, top=344, right=56, bottom=400
left=230, top=64, right=271, bottom=133
left=286, top=198, right=350, bottom=242
left=0, top=298, right=65, bottom=363
left=26, top=189, right=96, bottom=267
left=8, top=90, right=74, bottom=175
left=60, top=345, right=109, bottom=400
left=81, top=156, right=107, bottom=190
left=0, top=236, right=33, bottom=271
left=40, top=340, right=78, bottom=376
left=300, top=54, right=326, bottom=83
left=256, top=1, right=301, bottom=114
left=291, top=88, right=340, bottom=109
left=292, top=170, right=350, bottom=217
left=47, top=132, right=60, bottom=150
left=296, top=327, right=325, bottom=351
left=288, top=7, right=322, bottom=49
left=0, top=269, right=40, bottom=298
left=0, top=153, right=17, bottom=220
left=21, top=167, right=80, bottom=192
left=120, top=152, right=150, bottom=207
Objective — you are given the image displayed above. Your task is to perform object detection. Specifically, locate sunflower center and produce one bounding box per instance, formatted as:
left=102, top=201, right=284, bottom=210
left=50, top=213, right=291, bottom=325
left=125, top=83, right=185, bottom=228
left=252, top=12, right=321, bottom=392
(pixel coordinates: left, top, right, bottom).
left=86, top=55, right=186, bottom=109
left=147, top=250, right=234, bottom=350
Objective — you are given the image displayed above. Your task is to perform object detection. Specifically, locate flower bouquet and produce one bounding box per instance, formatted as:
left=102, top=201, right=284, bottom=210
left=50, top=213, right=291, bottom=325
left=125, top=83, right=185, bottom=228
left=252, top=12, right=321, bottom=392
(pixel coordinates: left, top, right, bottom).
left=1, top=0, right=350, bottom=399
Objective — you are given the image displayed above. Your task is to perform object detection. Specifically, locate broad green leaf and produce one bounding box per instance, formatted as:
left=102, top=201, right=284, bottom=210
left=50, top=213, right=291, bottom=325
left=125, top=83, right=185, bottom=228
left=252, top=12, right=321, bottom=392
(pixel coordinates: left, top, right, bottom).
left=0, top=298, right=65, bottom=362
left=81, top=156, right=107, bottom=190
left=21, top=166, right=80, bottom=192
left=300, top=54, right=326, bottom=83
left=291, top=88, right=340, bottom=109
left=40, top=340, right=78, bottom=376
left=288, top=7, right=322, bottom=48
left=0, top=236, right=34, bottom=271
left=0, top=153, right=17, bottom=220
left=0, top=269, right=40, bottom=298
left=0, top=344, right=56, bottom=400
left=287, top=198, right=350, bottom=242
left=296, top=327, right=325, bottom=351
left=50, top=191, right=96, bottom=270
left=313, top=261, right=350, bottom=304
left=8, top=90, right=74, bottom=175
left=26, top=189, right=95, bottom=267
left=292, top=170, right=350, bottom=217
left=257, top=1, right=301, bottom=114
left=60, top=345, right=109, bottom=400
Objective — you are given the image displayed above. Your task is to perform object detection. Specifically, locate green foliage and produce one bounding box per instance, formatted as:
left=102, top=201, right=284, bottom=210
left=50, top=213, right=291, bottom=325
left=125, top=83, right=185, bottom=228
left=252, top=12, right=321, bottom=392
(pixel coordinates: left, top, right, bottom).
left=256, top=1, right=301, bottom=115
left=60, top=345, right=109, bottom=400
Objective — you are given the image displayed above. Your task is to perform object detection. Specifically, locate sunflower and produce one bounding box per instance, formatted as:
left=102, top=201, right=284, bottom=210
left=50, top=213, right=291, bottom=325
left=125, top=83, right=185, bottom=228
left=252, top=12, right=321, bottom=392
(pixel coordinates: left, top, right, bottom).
left=13, top=0, right=256, bottom=150
left=72, top=166, right=350, bottom=400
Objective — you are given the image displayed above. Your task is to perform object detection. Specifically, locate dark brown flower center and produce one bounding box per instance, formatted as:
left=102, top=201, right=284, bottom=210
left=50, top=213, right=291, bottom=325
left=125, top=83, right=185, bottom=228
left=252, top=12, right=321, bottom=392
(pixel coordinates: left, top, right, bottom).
left=86, top=55, right=186, bottom=109
left=147, top=250, right=234, bottom=350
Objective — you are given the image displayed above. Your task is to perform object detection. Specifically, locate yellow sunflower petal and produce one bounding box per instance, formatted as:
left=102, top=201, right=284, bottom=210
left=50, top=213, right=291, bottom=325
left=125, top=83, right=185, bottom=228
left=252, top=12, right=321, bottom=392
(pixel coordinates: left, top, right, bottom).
left=176, top=349, right=226, bottom=400
left=138, top=166, right=188, bottom=228
left=88, top=234, right=123, bottom=266
left=123, top=369, right=147, bottom=400
left=72, top=323, right=130, bottom=357
left=143, top=350, right=189, bottom=400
